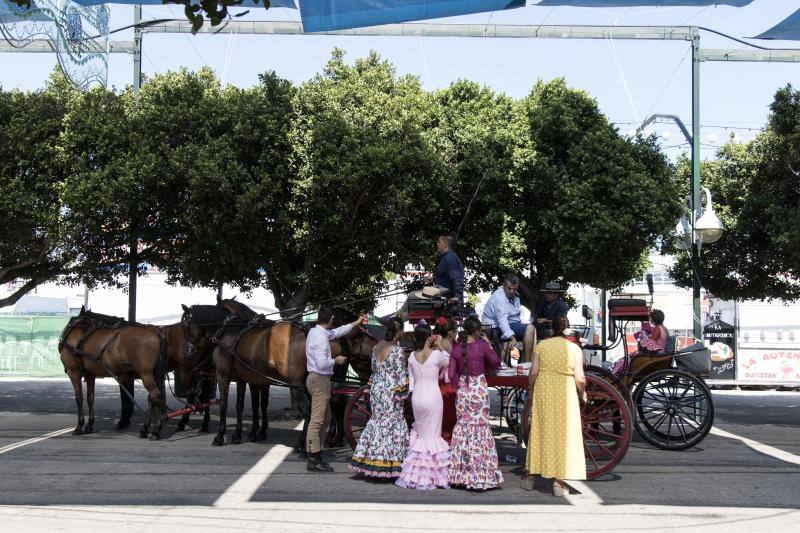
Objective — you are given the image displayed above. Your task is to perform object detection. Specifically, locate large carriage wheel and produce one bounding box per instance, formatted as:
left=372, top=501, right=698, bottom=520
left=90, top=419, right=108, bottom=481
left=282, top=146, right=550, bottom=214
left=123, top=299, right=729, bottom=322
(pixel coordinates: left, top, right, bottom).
left=344, top=385, right=371, bottom=450
left=503, top=388, right=528, bottom=441
left=585, top=365, right=632, bottom=408
left=523, top=375, right=632, bottom=479
left=344, top=386, right=414, bottom=450
left=631, top=369, right=714, bottom=451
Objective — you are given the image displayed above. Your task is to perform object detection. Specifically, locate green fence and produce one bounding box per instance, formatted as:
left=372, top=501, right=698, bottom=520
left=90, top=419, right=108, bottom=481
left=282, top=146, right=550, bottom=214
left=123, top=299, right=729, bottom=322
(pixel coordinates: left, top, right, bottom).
left=0, top=315, right=70, bottom=377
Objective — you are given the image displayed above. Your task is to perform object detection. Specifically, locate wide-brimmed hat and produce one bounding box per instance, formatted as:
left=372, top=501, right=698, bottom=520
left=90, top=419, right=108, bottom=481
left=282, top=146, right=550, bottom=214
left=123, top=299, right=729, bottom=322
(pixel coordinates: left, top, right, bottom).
left=539, top=282, right=566, bottom=293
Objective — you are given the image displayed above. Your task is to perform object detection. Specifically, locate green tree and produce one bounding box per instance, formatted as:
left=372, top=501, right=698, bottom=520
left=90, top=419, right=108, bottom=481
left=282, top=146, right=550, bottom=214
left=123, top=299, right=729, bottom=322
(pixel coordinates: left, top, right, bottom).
left=266, top=49, right=438, bottom=316
left=159, top=71, right=296, bottom=293
left=486, top=79, right=682, bottom=310
left=424, top=80, right=517, bottom=295
left=0, top=72, right=78, bottom=308
left=671, top=84, right=800, bottom=301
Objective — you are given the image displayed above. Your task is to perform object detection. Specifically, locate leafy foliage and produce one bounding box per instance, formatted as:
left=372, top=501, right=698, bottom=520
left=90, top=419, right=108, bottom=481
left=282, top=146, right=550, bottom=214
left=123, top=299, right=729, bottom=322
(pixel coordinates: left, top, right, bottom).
left=671, top=84, right=800, bottom=301
left=0, top=71, right=77, bottom=307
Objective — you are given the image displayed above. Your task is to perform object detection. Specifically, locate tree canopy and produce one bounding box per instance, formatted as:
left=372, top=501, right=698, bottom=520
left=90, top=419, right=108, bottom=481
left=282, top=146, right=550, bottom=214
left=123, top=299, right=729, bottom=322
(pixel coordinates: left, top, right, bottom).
left=1, top=53, right=688, bottom=315
left=671, top=84, right=800, bottom=301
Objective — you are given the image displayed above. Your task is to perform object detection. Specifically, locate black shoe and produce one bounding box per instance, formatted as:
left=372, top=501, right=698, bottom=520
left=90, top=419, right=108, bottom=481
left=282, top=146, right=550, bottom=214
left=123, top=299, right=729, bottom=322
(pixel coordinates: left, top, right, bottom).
left=307, top=460, right=334, bottom=473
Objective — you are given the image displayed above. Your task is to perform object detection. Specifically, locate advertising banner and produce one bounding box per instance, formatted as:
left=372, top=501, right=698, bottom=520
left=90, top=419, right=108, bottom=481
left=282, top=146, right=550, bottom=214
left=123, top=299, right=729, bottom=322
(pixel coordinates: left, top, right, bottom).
left=702, top=295, right=736, bottom=380
left=737, top=348, right=800, bottom=382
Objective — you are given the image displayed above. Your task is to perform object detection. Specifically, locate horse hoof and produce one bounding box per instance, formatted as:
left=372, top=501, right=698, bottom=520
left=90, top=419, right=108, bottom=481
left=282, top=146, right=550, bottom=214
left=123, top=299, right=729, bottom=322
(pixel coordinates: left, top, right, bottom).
left=175, top=424, right=186, bottom=432
left=248, top=432, right=258, bottom=443
left=116, top=420, right=130, bottom=430
left=199, top=425, right=210, bottom=433
left=230, top=434, right=243, bottom=445
left=138, top=429, right=148, bottom=439
left=83, top=426, right=94, bottom=435
left=258, top=430, right=268, bottom=441
left=212, top=435, right=225, bottom=447
left=149, top=433, right=161, bottom=441
left=73, top=427, right=84, bottom=436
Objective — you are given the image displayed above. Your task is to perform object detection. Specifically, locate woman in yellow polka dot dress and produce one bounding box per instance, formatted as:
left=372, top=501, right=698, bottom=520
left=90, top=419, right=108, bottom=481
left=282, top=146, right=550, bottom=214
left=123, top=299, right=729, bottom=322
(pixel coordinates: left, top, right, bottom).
left=524, top=316, right=587, bottom=496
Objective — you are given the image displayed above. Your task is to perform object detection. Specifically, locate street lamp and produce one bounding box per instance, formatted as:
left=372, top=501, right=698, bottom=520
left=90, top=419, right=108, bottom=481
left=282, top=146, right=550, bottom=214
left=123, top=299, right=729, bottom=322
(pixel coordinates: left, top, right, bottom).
left=695, top=187, right=724, bottom=244
left=675, top=188, right=725, bottom=250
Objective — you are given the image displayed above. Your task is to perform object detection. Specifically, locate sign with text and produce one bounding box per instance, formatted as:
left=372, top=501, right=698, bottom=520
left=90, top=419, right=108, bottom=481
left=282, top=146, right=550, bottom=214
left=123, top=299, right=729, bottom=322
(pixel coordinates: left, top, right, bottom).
left=737, top=349, right=800, bottom=383
left=702, top=296, right=737, bottom=380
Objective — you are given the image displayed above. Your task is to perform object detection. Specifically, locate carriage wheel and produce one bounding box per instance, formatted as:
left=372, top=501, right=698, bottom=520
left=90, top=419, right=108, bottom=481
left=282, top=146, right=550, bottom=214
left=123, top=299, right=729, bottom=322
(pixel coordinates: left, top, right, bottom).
left=344, top=386, right=371, bottom=450
left=631, top=369, right=714, bottom=451
left=585, top=365, right=633, bottom=412
left=344, top=386, right=414, bottom=450
left=523, top=375, right=632, bottom=479
left=503, top=388, right=528, bottom=440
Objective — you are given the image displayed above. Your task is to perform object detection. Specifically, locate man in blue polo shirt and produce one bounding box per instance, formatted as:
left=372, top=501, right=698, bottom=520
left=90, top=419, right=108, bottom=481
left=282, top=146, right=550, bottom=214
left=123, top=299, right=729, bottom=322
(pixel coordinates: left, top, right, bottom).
left=534, top=282, right=570, bottom=339
left=482, top=273, right=536, bottom=363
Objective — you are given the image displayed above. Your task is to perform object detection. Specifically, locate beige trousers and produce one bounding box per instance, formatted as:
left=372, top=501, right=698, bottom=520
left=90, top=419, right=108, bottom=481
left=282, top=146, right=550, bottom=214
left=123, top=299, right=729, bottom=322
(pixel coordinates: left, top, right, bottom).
left=306, top=372, right=332, bottom=454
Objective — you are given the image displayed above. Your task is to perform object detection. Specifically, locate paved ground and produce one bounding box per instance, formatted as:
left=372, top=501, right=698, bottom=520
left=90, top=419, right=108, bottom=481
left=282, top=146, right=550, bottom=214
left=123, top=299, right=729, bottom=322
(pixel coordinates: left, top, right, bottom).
left=0, top=378, right=798, bottom=531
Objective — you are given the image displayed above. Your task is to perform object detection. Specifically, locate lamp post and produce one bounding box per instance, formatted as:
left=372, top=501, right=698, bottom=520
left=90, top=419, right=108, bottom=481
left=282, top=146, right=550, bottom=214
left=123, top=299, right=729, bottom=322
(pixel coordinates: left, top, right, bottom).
left=674, top=187, right=725, bottom=338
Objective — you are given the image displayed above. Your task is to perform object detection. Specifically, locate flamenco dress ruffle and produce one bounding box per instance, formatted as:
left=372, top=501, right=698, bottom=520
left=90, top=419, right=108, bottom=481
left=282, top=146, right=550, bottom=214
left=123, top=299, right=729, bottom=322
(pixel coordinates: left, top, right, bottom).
left=395, top=430, right=450, bottom=490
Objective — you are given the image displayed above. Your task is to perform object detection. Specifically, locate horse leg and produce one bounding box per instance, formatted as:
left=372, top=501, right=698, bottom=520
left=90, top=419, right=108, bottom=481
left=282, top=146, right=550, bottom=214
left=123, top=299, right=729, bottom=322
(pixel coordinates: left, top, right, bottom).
left=200, top=379, right=213, bottom=433
left=248, top=385, right=260, bottom=443
left=175, top=390, right=194, bottom=432
left=67, top=369, right=85, bottom=435
left=258, top=384, right=269, bottom=441
left=117, top=375, right=134, bottom=430
left=213, top=376, right=230, bottom=446
left=140, top=375, right=162, bottom=440
left=293, top=389, right=311, bottom=455
left=84, top=375, right=96, bottom=435
left=230, top=380, right=245, bottom=445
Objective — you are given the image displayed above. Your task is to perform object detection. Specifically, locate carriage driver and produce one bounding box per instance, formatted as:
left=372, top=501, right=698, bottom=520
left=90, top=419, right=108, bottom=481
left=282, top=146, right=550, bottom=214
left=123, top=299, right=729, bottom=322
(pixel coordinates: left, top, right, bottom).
left=401, top=233, right=465, bottom=312
left=481, top=273, right=537, bottom=364
left=305, top=307, right=368, bottom=472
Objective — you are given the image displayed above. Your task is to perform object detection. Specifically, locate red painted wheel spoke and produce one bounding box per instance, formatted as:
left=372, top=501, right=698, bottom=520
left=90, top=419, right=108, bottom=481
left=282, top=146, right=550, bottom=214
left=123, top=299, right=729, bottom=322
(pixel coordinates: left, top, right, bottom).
left=583, top=440, right=601, bottom=470
left=586, top=426, right=624, bottom=441
left=583, top=399, right=614, bottom=419
left=584, top=431, right=615, bottom=458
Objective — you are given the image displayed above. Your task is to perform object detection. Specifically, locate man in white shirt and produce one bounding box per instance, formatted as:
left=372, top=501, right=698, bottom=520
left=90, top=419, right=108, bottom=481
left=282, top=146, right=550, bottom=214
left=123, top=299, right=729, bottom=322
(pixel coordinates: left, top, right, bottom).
left=481, top=273, right=536, bottom=363
left=306, top=307, right=368, bottom=472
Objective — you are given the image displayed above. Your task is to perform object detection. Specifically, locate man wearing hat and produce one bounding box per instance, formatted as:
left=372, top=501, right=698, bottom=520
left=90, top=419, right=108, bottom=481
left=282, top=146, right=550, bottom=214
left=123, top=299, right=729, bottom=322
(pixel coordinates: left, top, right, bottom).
left=534, top=282, right=570, bottom=339
left=482, top=273, right=537, bottom=363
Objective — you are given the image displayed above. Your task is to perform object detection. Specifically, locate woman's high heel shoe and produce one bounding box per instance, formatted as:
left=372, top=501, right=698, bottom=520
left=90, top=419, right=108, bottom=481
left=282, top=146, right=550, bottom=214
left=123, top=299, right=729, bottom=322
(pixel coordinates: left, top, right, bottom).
left=553, top=481, right=568, bottom=497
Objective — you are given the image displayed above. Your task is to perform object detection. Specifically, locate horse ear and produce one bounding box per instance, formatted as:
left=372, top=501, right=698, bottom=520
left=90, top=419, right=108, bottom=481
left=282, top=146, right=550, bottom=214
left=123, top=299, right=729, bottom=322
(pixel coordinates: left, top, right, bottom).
left=181, top=304, right=189, bottom=312
left=80, top=305, right=85, bottom=313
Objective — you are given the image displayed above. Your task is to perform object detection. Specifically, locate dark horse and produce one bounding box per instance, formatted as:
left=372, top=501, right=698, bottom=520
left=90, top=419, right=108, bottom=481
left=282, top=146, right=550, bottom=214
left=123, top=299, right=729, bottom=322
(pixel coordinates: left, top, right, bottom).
left=59, top=307, right=168, bottom=439
left=183, top=301, right=378, bottom=448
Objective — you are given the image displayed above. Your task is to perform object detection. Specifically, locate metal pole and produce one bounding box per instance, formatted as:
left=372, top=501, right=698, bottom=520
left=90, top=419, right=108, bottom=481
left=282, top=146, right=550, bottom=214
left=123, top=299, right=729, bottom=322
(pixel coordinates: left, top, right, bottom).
left=600, top=289, right=607, bottom=361
left=691, top=34, right=702, bottom=340
left=129, top=5, right=142, bottom=322
left=128, top=236, right=137, bottom=322
left=133, top=5, right=142, bottom=92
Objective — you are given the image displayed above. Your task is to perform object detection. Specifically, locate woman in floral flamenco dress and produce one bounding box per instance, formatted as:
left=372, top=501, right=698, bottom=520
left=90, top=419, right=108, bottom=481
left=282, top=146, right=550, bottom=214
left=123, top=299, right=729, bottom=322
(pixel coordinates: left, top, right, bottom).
left=349, top=316, right=409, bottom=478
left=448, top=316, right=503, bottom=490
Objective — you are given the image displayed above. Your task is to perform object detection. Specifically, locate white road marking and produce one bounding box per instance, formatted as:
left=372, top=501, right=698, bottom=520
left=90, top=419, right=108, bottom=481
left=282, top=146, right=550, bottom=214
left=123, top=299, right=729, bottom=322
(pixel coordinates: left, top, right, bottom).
left=710, top=426, right=800, bottom=466
left=0, top=427, right=74, bottom=456
left=564, top=479, right=604, bottom=506
left=213, top=420, right=305, bottom=507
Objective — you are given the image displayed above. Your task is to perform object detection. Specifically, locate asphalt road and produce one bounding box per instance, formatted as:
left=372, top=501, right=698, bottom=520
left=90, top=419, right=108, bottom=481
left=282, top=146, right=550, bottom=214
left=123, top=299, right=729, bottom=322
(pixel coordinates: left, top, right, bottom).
left=0, top=378, right=798, bottom=531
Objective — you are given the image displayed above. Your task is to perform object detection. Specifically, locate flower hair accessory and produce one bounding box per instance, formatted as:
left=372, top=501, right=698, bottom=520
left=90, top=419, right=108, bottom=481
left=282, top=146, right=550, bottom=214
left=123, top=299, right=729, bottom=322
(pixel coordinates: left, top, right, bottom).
left=418, top=319, right=428, bottom=326
left=436, top=316, right=447, bottom=327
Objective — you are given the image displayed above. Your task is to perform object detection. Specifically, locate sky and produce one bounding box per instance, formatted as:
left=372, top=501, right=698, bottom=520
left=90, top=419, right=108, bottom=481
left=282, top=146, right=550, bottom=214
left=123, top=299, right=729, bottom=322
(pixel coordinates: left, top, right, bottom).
left=2, top=0, right=800, bottom=159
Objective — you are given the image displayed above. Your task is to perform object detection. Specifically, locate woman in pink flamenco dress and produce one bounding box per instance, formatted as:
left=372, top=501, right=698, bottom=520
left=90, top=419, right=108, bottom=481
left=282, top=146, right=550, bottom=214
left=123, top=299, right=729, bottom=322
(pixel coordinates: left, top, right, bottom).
left=396, top=321, right=452, bottom=490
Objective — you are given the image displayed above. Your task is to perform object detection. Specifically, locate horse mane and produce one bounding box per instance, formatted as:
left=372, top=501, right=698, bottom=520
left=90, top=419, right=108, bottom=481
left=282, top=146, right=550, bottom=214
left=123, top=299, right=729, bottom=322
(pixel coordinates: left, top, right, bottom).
left=78, top=308, right=126, bottom=325
left=330, top=307, right=357, bottom=328
left=219, top=298, right=258, bottom=320
left=186, top=304, right=230, bottom=325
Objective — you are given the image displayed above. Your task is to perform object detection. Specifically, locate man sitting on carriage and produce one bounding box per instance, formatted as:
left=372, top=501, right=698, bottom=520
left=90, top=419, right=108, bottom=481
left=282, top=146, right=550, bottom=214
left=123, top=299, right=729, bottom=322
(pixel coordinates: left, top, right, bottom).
left=481, top=273, right=537, bottom=364
left=402, top=233, right=465, bottom=314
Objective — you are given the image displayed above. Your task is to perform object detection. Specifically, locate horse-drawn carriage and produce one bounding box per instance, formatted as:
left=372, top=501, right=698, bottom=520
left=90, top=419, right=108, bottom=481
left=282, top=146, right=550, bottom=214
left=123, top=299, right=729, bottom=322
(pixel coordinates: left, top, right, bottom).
left=342, top=290, right=715, bottom=479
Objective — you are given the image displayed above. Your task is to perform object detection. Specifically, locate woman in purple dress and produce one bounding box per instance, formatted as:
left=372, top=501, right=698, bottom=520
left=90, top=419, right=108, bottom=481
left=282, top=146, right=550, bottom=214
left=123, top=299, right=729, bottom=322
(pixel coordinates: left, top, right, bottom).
left=448, top=316, right=503, bottom=490
left=396, top=321, right=452, bottom=490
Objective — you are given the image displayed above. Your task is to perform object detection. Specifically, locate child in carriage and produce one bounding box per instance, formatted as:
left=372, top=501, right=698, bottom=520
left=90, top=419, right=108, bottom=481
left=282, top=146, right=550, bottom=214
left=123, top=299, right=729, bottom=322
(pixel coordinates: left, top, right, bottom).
left=611, top=309, right=668, bottom=376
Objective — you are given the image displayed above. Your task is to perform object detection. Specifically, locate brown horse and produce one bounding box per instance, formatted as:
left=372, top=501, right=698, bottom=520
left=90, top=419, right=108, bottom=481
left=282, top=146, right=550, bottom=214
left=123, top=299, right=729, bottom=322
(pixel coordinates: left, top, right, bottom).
left=199, top=303, right=377, bottom=448
left=160, top=322, right=216, bottom=433
left=59, top=308, right=168, bottom=439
